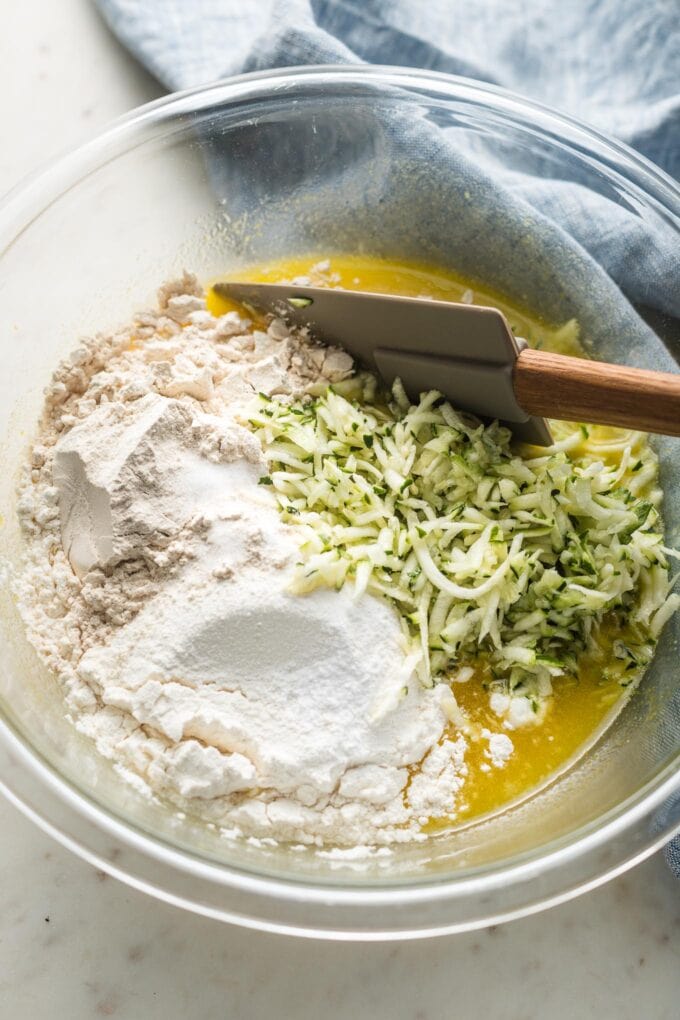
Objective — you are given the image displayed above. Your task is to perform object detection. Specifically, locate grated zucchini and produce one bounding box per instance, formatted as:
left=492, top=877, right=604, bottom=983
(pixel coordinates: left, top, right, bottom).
left=247, top=381, right=679, bottom=700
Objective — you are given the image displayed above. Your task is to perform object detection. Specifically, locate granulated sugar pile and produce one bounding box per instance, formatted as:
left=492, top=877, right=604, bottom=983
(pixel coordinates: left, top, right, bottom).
left=14, top=268, right=490, bottom=847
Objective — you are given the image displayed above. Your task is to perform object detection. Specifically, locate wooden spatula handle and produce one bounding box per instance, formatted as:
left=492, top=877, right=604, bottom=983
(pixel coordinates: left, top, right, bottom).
left=513, top=348, right=680, bottom=437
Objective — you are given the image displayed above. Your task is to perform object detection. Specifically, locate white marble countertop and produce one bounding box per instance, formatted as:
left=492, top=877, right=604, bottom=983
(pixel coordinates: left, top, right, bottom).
left=1, top=3, right=678, bottom=1017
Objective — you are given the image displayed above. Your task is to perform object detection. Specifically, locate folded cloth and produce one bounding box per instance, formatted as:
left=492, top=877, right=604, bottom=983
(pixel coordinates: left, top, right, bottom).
left=96, top=0, right=680, bottom=323
left=95, top=0, right=680, bottom=871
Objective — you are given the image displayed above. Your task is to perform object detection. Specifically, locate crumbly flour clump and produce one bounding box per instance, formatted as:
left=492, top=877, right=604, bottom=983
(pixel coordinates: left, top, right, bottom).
left=14, top=269, right=476, bottom=847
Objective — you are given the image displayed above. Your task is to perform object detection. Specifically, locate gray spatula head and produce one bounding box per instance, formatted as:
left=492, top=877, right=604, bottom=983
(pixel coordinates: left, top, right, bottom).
left=213, top=281, right=552, bottom=446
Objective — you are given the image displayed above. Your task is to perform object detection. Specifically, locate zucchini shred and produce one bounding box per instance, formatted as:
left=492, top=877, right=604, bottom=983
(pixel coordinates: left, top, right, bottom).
left=246, top=376, right=680, bottom=712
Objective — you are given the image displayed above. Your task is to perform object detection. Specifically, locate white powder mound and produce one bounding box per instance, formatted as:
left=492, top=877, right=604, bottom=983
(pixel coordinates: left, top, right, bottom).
left=489, top=690, right=550, bottom=729
left=14, top=270, right=470, bottom=847
left=77, top=520, right=455, bottom=843
left=54, top=392, right=263, bottom=576
left=482, top=729, right=514, bottom=768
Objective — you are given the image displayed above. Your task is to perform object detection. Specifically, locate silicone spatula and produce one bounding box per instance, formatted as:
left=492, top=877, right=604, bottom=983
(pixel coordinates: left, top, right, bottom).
left=212, top=281, right=680, bottom=447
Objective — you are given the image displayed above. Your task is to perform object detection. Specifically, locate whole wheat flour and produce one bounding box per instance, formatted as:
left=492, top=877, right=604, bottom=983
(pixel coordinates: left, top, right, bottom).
left=14, top=269, right=480, bottom=847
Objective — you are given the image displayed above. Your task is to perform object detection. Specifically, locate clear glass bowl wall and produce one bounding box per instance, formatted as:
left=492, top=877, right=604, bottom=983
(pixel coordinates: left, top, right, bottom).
left=0, top=67, right=679, bottom=938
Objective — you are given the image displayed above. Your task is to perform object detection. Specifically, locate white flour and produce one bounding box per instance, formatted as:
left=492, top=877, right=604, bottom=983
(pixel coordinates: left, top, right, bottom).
left=13, top=269, right=506, bottom=847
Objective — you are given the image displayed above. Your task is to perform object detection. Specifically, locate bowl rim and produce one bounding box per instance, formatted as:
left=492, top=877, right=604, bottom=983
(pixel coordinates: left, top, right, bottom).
left=1, top=63, right=679, bottom=936
left=2, top=710, right=680, bottom=938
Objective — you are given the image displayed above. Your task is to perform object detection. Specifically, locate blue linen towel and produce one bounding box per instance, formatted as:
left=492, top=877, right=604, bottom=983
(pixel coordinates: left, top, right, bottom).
left=95, top=0, right=680, bottom=872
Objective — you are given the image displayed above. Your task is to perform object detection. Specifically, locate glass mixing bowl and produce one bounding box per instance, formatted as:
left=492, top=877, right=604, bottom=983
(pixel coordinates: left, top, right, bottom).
left=1, top=67, right=679, bottom=939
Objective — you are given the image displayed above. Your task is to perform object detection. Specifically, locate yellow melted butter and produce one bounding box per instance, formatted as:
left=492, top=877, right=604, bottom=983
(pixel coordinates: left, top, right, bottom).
left=209, top=254, right=633, bottom=829
left=434, top=634, right=631, bottom=827
left=207, top=254, right=583, bottom=356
